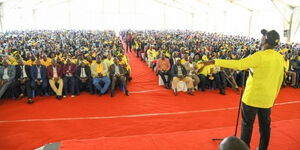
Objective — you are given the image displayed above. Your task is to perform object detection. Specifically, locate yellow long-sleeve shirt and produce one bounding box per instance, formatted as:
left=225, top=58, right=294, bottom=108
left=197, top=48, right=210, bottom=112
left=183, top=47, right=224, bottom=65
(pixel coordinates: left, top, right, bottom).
left=91, top=62, right=108, bottom=77
left=196, top=62, right=211, bottom=76
left=25, top=59, right=36, bottom=66
left=215, top=49, right=284, bottom=108
left=41, top=58, right=52, bottom=67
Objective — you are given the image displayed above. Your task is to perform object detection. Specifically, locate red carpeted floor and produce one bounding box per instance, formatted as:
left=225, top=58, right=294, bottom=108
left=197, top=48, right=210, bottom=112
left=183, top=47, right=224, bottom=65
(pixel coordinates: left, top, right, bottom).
left=0, top=51, right=299, bottom=150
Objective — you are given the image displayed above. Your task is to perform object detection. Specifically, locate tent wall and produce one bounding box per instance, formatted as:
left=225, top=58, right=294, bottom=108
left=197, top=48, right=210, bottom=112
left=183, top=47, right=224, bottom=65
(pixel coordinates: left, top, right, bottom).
left=0, top=0, right=299, bottom=42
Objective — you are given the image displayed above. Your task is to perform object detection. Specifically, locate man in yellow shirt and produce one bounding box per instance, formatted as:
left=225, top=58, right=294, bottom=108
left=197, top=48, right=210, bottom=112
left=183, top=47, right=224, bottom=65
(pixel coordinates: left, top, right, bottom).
left=103, top=53, right=114, bottom=69
left=204, top=30, right=284, bottom=150
left=91, top=56, right=111, bottom=95
left=41, top=55, right=52, bottom=67
left=196, top=55, right=211, bottom=91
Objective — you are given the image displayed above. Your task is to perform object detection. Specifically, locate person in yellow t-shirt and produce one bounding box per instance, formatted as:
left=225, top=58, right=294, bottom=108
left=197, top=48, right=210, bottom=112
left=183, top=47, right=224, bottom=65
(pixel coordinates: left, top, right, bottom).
left=181, top=54, right=188, bottom=65
left=147, top=46, right=156, bottom=63
left=203, top=30, right=284, bottom=150
left=25, top=55, right=36, bottom=66
left=103, top=53, right=114, bottom=69
left=91, top=56, right=111, bottom=95
left=196, top=55, right=211, bottom=91
left=117, top=54, right=132, bottom=81
left=41, top=55, right=52, bottom=67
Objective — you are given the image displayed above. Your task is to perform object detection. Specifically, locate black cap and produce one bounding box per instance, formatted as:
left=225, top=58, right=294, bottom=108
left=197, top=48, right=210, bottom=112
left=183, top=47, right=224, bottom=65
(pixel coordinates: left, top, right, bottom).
left=261, top=29, right=267, bottom=35
left=266, top=30, right=280, bottom=47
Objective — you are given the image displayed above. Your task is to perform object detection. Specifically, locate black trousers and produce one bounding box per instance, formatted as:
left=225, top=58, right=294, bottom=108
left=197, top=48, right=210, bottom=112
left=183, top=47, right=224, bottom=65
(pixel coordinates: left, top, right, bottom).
left=158, top=71, right=171, bottom=86
left=31, top=80, right=48, bottom=96
left=63, top=76, right=75, bottom=95
left=126, top=41, right=132, bottom=52
left=198, top=74, right=207, bottom=91
left=241, top=102, right=271, bottom=150
left=136, top=48, right=141, bottom=57
left=77, top=77, right=93, bottom=94
left=213, top=72, right=226, bottom=90
left=18, top=79, right=33, bottom=99
left=111, top=75, right=127, bottom=93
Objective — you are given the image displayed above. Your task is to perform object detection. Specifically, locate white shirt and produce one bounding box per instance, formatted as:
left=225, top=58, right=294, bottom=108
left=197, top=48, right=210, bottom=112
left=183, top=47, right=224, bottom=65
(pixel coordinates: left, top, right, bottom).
left=3, top=67, right=9, bottom=80
left=53, top=67, right=58, bottom=78
left=22, top=65, right=28, bottom=78
left=37, top=66, right=42, bottom=79
left=114, top=65, right=120, bottom=75
left=80, top=67, right=87, bottom=78
left=66, top=65, right=72, bottom=77
left=189, top=63, right=194, bottom=75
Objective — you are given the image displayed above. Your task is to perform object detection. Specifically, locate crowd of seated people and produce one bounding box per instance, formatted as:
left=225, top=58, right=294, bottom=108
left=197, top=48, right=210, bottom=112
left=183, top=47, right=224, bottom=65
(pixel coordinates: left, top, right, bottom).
left=128, top=30, right=300, bottom=96
left=0, top=30, right=131, bottom=104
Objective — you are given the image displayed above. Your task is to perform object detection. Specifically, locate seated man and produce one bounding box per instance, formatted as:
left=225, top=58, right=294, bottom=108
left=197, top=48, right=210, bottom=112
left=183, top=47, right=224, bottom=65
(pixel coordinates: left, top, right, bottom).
left=208, top=65, right=226, bottom=95
left=0, top=59, right=16, bottom=99
left=76, top=61, right=93, bottom=94
left=15, top=59, right=33, bottom=104
left=284, top=55, right=297, bottom=88
left=196, top=56, right=210, bottom=91
left=31, top=59, right=48, bottom=96
left=156, top=53, right=171, bottom=89
left=290, top=56, right=300, bottom=87
left=41, top=55, right=52, bottom=67
left=91, top=56, right=111, bottom=95
left=63, top=59, right=77, bottom=97
left=183, top=56, right=200, bottom=91
left=104, top=53, right=114, bottom=69
left=47, top=59, right=64, bottom=100
left=171, top=58, right=194, bottom=96
left=109, top=58, right=129, bottom=97
left=117, top=54, right=132, bottom=81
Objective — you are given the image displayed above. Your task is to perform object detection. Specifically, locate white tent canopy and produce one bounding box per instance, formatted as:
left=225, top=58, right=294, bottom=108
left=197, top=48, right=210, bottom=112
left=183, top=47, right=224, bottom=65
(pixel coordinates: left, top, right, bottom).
left=0, top=0, right=299, bottom=42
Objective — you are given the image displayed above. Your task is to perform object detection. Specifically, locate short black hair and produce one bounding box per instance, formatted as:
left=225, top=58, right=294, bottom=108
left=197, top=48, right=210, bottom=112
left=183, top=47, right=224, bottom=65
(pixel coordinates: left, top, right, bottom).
left=265, top=30, right=280, bottom=47
left=261, top=29, right=267, bottom=35
left=219, top=136, right=249, bottom=150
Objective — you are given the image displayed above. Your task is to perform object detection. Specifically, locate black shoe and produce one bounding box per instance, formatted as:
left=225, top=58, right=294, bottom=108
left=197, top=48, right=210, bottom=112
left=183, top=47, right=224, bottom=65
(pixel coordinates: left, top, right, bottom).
left=187, top=89, right=194, bottom=96
left=27, top=99, right=34, bottom=104
left=111, top=92, right=114, bottom=97
left=220, top=89, right=226, bottom=95
left=57, top=96, right=63, bottom=100
left=167, top=84, right=171, bottom=89
left=187, top=88, right=194, bottom=96
left=125, top=90, right=129, bottom=96
left=188, top=91, right=194, bottom=96
left=174, top=88, right=178, bottom=96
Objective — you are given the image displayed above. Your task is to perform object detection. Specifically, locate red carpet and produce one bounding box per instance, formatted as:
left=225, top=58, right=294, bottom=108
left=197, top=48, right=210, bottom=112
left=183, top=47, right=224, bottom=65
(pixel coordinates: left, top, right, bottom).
left=0, top=51, right=299, bottom=149
left=60, top=119, right=300, bottom=150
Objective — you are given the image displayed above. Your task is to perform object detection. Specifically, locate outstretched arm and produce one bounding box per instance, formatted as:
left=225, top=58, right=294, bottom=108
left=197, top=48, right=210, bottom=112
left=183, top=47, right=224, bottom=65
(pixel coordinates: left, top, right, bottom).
left=203, top=53, right=262, bottom=71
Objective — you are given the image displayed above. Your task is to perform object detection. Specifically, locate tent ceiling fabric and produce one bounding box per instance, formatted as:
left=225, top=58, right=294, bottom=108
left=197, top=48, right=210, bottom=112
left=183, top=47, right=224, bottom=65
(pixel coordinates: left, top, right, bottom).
left=0, top=0, right=299, bottom=42
left=2, top=0, right=300, bottom=10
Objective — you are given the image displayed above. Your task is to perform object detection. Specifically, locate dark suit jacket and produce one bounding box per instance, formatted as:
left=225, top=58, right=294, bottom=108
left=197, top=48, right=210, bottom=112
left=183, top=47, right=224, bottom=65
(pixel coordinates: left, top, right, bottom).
left=63, top=63, right=77, bottom=76
left=76, top=66, right=91, bottom=78
left=47, top=64, right=63, bottom=79
left=109, top=64, right=126, bottom=78
left=171, top=64, right=187, bottom=77
left=31, top=65, right=47, bottom=81
left=15, top=65, right=31, bottom=79
left=0, top=65, right=15, bottom=81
